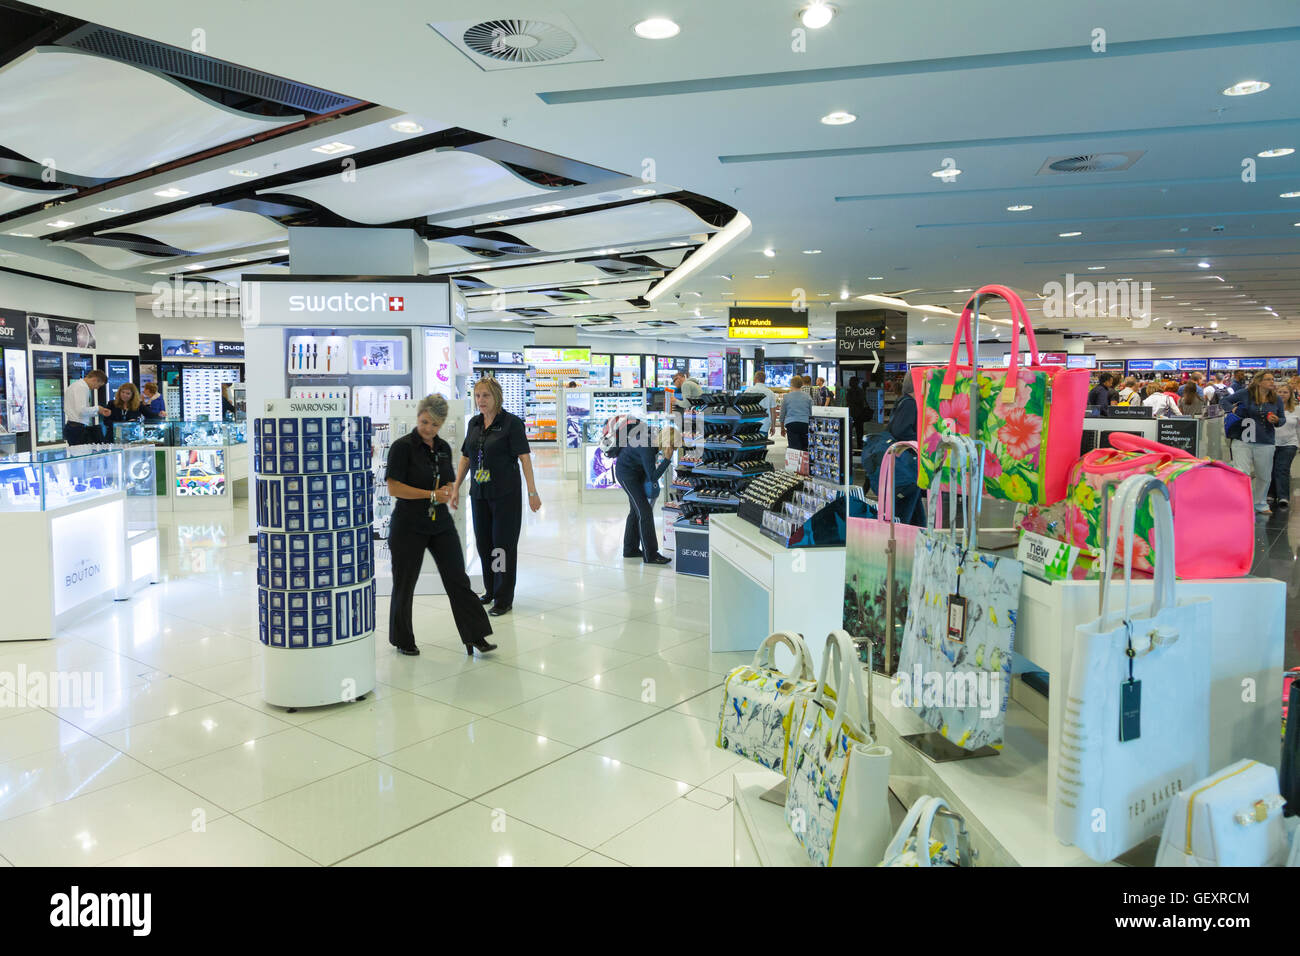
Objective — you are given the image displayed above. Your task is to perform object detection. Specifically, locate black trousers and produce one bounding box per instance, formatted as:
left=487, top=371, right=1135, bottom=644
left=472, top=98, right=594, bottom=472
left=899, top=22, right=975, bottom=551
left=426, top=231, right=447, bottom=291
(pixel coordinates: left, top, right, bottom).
left=786, top=422, right=809, bottom=451
left=849, top=413, right=865, bottom=449
left=616, top=458, right=660, bottom=558
left=471, top=492, right=523, bottom=606
left=387, top=517, right=492, bottom=648
left=63, top=422, right=93, bottom=446
left=1270, top=445, right=1298, bottom=500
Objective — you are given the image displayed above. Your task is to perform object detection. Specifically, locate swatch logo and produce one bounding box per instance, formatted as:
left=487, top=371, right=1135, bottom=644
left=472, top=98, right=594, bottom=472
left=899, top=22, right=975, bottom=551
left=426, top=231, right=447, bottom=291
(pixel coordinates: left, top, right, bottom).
left=388, top=296, right=405, bottom=312
left=287, top=293, right=406, bottom=314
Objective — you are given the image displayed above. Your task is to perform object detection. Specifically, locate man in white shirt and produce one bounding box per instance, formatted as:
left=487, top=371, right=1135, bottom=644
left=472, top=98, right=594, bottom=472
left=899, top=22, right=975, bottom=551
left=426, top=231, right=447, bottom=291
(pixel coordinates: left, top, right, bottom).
left=63, top=369, right=110, bottom=446
left=747, top=372, right=777, bottom=435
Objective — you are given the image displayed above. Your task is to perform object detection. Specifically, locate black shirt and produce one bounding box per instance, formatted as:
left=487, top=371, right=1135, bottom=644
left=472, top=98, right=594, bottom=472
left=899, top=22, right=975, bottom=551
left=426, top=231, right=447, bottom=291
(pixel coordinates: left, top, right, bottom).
left=1087, top=384, right=1112, bottom=408
left=386, top=429, right=454, bottom=530
left=106, top=405, right=143, bottom=424
left=461, top=410, right=530, bottom=500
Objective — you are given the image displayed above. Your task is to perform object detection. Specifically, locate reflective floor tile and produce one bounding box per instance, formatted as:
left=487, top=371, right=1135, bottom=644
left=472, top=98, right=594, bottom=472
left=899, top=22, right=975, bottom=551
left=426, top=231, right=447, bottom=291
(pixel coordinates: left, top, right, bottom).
left=101, top=699, right=291, bottom=770
left=585, top=710, right=744, bottom=786
left=100, top=814, right=316, bottom=867
left=382, top=718, right=573, bottom=798
left=411, top=662, right=568, bottom=716
left=584, top=657, right=720, bottom=708
left=597, top=796, right=733, bottom=867
left=302, top=689, right=475, bottom=757
left=492, top=684, right=660, bottom=748
left=0, top=736, right=151, bottom=822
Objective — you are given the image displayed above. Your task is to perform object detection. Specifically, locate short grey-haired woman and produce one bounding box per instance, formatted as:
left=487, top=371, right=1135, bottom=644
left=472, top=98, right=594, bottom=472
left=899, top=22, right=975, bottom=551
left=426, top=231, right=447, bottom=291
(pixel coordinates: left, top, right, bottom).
left=385, top=394, right=496, bottom=656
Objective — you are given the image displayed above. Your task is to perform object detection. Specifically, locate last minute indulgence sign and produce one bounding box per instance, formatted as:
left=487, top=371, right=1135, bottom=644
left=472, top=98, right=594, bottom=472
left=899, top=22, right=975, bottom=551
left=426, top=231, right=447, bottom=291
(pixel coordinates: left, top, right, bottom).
left=727, top=308, right=808, bottom=340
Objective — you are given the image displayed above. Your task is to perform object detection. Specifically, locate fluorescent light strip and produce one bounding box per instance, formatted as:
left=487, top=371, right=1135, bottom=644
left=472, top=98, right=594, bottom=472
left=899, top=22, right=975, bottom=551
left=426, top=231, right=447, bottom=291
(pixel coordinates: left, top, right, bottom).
left=645, top=213, right=753, bottom=303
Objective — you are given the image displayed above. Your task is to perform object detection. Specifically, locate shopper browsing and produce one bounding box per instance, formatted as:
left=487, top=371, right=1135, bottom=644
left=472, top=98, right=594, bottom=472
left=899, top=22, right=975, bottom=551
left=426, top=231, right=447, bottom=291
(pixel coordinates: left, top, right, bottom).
left=780, top=375, right=813, bottom=450
left=1230, top=371, right=1286, bottom=515
left=1141, top=382, right=1179, bottom=417
left=1270, top=383, right=1299, bottom=509
left=1088, top=372, right=1116, bottom=408
left=615, top=421, right=679, bottom=564
left=140, top=382, right=167, bottom=420
left=748, top=371, right=777, bottom=436
left=1178, top=382, right=1205, bottom=416
left=845, top=376, right=868, bottom=450
left=385, top=394, right=496, bottom=657
left=813, top=377, right=832, bottom=406
left=671, top=370, right=704, bottom=414
left=104, top=383, right=145, bottom=430
left=455, top=377, right=540, bottom=617
left=63, top=369, right=110, bottom=446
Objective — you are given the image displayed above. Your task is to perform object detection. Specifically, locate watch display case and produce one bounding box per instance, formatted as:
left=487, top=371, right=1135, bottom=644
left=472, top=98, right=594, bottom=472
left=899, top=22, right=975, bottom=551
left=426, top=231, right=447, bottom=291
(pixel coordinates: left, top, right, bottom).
left=0, top=448, right=123, bottom=512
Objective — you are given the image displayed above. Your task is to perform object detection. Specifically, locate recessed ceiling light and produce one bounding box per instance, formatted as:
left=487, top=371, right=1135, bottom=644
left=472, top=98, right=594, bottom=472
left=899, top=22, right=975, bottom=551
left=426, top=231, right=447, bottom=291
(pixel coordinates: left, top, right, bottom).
left=817, top=292, right=830, bottom=296
left=312, top=142, right=355, bottom=155
left=1087, top=265, right=1106, bottom=270
left=953, top=288, right=973, bottom=293
left=820, top=111, right=856, bottom=126
left=1281, top=191, right=1300, bottom=199
left=1193, top=307, right=1205, bottom=311
left=931, top=167, right=962, bottom=179
left=390, top=121, right=424, bottom=134
left=1059, top=231, right=1082, bottom=238
left=802, top=249, right=822, bottom=254
left=800, top=1, right=835, bottom=29
left=754, top=274, right=771, bottom=278
left=1258, top=147, right=1295, bottom=158
left=228, top=257, right=246, bottom=263
left=1006, top=204, right=1033, bottom=212
left=1160, top=295, right=1175, bottom=299
left=228, top=168, right=259, bottom=178
left=530, top=204, right=566, bottom=213
left=670, top=241, right=690, bottom=247
left=153, top=187, right=188, bottom=198
left=97, top=206, right=124, bottom=213
left=276, top=247, right=289, bottom=254
left=1197, top=261, right=1211, bottom=268
left=840, top=290, right=849, bottom=300
left=8, top=231, right=34, bottom=238
left=631, top=187, right=657, bottom=196
left=634, top=18, right=680, bottom=39
left=762, top=248, right=776, bottom=258
left=1211, top=321, right=1218, bottom=328
left=1223, top=80, right=1270, bottom=96
left=1179, top=301, right=1191, bottom=305
left=45, top=220, right=74, bottom=228
left=867, top=276, right=884, bottom=281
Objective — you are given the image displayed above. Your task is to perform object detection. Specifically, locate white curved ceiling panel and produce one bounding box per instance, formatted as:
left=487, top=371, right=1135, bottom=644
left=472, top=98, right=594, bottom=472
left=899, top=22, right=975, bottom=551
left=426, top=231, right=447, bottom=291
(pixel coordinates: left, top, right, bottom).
left=261, top=150, right=558, bottom=224
left=500, top=200, right=719, bottom=252
left=63, top=242, right=176, bottom=271
left=203, top=263, right=291, bottom=286
left=426, top=239, right=489, bottom=268
left=0, top=182, right=73, bottom=217
left=465, top=291, right=562, bottom=310
left=645, top=249, right=688, bottom=268
left=0, top=48, right=298, bottom=178
left=562, top=279, right=654, bottom=299
left=464, top=262, right=611, bottom=289
left=536, top=301, right=646, bottom=316
left=101, top=206, right=287, bottom=254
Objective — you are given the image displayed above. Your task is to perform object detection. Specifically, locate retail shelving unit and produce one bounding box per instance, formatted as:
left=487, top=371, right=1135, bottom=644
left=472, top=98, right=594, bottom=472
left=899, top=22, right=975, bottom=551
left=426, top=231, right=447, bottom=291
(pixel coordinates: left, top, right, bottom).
left=525, top=360, right=589, bottom=444
left=560, top=387, right=646, bottom=479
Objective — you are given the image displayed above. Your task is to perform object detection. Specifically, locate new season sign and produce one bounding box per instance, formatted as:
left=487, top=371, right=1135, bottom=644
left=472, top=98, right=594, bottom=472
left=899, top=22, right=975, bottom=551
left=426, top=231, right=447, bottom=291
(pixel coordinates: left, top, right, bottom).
left=727, top=308, right=808, bottom=340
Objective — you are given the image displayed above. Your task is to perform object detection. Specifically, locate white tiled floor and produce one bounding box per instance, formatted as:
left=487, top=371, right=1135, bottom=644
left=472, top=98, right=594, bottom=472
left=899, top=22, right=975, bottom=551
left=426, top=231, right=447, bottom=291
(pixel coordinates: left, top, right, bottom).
left=0, top=448, right=744, bottom=866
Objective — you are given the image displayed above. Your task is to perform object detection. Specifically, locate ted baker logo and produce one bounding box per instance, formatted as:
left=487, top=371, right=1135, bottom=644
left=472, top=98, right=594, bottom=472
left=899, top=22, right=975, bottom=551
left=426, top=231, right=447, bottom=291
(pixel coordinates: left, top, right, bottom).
left=287, top=292, right=406, bottom=314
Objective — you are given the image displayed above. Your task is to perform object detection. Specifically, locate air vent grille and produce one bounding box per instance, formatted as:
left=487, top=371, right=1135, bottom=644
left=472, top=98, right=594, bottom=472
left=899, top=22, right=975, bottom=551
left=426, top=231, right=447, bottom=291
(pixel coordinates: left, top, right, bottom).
left=1037, top=151, right=1144, bottom=175
left=429, top=16, right=601, bottom=72
left=58, top=25, right=361, bottom=114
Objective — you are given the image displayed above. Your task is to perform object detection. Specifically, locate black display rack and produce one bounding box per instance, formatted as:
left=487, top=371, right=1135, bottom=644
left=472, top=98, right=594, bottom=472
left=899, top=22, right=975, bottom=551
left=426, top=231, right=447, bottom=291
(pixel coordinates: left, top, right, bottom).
left=676, top=392, right=772, bottom=528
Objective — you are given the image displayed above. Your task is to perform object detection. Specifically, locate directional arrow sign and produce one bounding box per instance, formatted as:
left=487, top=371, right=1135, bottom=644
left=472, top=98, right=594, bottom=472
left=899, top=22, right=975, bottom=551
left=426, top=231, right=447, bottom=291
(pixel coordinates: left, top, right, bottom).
left=870, top=349, right=879, bottom=373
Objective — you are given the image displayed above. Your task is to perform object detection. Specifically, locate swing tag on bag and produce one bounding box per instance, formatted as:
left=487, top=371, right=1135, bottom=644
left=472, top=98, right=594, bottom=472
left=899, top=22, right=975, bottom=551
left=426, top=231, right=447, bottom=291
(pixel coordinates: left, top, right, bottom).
left=946, top=595, right=967, bottom=643
left=1120, top=679, right=1142, bottom=742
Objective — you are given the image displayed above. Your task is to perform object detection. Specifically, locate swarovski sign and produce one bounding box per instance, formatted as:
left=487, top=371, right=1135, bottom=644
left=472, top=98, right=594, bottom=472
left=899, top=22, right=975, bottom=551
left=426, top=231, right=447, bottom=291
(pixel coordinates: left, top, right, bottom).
left=241, top=280, right=450, bottom=328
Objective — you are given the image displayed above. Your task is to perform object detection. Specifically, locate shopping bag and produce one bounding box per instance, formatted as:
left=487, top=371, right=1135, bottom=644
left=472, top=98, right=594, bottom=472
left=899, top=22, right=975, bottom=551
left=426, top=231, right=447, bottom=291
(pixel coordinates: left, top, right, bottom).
left=896, top=434, right=1023, bottom=751
left=844, top=440, right=921, bottom=675
left=1154, top=760, right=1290, bottom=867
left=913, top=284, right=1089, bottom=505
left=714, top=632, right=816, bottom=772
left=1014, top=432, right=1252, bottom=580
left=784, top=630, right=892, bottom=866
left=1054, top=474, right=1212, bottom=863
left=879, top=795, right=968, bottom=867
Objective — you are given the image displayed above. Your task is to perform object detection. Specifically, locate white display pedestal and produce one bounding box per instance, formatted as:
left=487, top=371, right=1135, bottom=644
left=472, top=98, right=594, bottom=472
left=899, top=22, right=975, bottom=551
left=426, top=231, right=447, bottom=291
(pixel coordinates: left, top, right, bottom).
left=263, top=635, right=376, bottom=709
left=167, top=443, right=238, bottom=513
left=1016, top=572, right=1285, bottom=810
left=118, top=528, right=160, bottom=599
left=1, top=492, right=126, bottom=641
left=707, top=513, right=845, bottom=676
left=732, top=770, right=813, bottom=867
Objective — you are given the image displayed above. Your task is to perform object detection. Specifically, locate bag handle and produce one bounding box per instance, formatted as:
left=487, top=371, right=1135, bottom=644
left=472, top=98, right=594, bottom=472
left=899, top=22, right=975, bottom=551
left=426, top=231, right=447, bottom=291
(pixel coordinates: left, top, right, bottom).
left=941, top=285, right=1039, bottom=405
left=914, top=796, right=954, bottom=868
left=750, top=631, right=814, bottom=682
left=1106, top=431, right=1197, bottom=461
left=927, top=434, right=972, bottom=548
left=1099, top=474, right=1176, bottom=635
left=827, top=628, right=874, bottom=739
left=1080, top=449, right=1175, bottom=475
left=877, top=440, right=918, bottom=523
left=810, top=630, right=870, bottom=738
left=882, top=795, right=934, bottom=863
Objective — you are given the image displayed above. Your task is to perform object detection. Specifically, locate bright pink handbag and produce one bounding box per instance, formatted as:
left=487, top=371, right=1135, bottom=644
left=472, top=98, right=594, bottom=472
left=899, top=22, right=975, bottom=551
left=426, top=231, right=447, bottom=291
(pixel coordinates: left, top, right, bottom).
left=912, top=285, right=1090, bottom=505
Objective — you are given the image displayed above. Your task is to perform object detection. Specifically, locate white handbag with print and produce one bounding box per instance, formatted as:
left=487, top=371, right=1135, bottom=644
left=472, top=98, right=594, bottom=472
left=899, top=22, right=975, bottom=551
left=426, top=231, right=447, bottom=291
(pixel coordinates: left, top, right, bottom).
left=783, top=630, right=892, bottom=866
left=1155, top=760, right=1291, bottom=867
left=879, top=795, right=970, bottom=867
left=1290, top=826, right=1300, bottom=867
left=1054, top=475, right=1212, bottom=863
left=715, top=632, right=817, bottom=773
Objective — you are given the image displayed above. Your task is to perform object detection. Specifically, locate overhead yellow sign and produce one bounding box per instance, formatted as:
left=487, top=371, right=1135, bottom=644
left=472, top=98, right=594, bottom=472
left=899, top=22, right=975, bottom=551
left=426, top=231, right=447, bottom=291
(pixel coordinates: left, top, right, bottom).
left=727, top=309, right=809, bottom=339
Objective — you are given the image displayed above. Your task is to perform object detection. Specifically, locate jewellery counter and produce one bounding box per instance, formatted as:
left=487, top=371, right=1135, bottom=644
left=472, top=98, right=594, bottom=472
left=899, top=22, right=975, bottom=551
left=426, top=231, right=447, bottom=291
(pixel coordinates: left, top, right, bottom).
left=0, top=446, right=159, bottom=640
left=113, top=420, right=247, bottom=512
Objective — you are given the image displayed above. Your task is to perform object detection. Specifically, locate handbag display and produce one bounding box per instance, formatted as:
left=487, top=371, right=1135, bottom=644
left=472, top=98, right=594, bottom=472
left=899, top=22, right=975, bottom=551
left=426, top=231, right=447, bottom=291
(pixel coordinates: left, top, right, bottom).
left=912, top=284, right=1089, bottom=506
left=879, top=795, right=970, bottom=867
left=714, top=632, right=817, bottom=773
left=897, top=434, right=1023, bottom=751
left=1154, top=760, right=1291, bottom=867
left=783, top=630, right=892, bottom=866
left=1014, top=432, right=1253, bottom=580
left=1054, top=474, right=1212, bottom=863
left=844, top=440, right=922, bottom=675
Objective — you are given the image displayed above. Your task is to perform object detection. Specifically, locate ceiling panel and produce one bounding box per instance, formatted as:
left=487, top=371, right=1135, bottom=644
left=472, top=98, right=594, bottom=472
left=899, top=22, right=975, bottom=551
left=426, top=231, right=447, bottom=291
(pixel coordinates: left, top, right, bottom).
left=465, top=290, right=563, bottom=310
left=498, top=200, right=719, bottom=251
left=0, top=47, right=298, bottom=178
left=461, top=262, right=612, bottom=288
left=0, top=182, right=74, bottom=218
left=100, top=206, right=287, bottom=254
left=62, top=241, right=176, bottom=270
left=260, top=149, right=559, bottom=224
left=426, top=238, right=490, bottom=268
left=202, top=263, right=292, bottom=285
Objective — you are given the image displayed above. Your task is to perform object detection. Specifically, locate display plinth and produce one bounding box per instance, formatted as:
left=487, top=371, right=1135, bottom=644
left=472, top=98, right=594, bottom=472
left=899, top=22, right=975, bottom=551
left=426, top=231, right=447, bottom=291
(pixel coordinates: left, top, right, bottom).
left=733, top=770, right=815, bottom=867
left=263, top=635, right=376, bottom=708
left=707, top=512, right=845, bottom=676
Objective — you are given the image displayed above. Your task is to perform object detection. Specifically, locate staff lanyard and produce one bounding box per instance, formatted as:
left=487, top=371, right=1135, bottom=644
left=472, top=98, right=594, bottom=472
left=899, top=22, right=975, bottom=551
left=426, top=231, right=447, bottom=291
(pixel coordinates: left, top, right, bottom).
left=475, top=417, right=496, bottom=485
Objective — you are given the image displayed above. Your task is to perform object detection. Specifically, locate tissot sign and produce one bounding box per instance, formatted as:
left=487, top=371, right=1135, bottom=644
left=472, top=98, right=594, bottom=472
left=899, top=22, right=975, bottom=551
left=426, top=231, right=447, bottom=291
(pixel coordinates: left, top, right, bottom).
left=241, top=281, right=450, bottom=328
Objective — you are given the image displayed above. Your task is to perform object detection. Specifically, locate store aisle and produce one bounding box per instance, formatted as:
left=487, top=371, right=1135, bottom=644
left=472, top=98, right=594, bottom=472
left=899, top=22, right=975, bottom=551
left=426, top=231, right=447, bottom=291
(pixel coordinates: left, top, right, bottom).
left=0, top=448, right=752, bottom=867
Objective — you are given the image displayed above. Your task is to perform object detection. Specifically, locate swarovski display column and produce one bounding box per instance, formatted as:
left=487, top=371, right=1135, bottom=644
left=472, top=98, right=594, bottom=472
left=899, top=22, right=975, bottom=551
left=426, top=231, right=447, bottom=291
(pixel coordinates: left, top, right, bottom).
left=254, top=398, right=376, bottom=707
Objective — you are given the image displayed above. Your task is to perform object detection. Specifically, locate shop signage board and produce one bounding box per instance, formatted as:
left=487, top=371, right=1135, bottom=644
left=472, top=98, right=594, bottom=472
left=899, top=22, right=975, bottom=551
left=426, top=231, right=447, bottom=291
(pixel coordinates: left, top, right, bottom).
left=241, top=279, right=451, bottom=327
left=138, top=333, right=161, bottom=361
left=215, top=341, right=245, bottom=359
left=834, top=314, right=884, bottom=357
left=28, top=314, right=95, bottom=348
left=0, top=308, right=26, bottom=349
left=728, top=307, right=809, bottom=340
left=674, top=525, right=710, bottom=577
left=1067, top=354, right=1097, bottom=370
left=1017, top=531, right=1080, bottom=582
left=1240, top=358, right=1267, bottom=369
left=725, top=347, right=742, bottom=392
left=524, top=346, right=590, bottom=364
left=1102, top=406, right=1154, bottom=419
left=1098, top=360, right=1126, bottom=371
left=1156, top=418, right=1199, bottom=456
left=1178, top=359, right=1208, bottom=371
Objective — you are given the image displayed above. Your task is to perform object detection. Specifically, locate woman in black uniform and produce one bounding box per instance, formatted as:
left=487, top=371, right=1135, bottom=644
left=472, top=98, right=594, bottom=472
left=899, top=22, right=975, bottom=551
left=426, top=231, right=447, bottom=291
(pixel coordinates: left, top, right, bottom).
left=385, top=394, right=496, bottom=657
left=455, top=378, right=541, bottom=616
left=615, top=420, right=677, bottom=564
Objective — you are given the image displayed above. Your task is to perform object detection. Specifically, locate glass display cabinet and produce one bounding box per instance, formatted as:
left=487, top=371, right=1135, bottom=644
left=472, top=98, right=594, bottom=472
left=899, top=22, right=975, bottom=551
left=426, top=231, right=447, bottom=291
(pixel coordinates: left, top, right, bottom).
left=578, top=412, right=675, bottom=502
left=112, top=419, right=246, bottom=512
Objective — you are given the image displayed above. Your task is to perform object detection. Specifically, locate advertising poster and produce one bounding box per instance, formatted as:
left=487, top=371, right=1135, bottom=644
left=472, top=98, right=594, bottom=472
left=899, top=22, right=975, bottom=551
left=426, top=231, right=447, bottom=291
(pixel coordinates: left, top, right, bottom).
left=423, top=328, right=453, bottom=400
left=65, top=352, right=94, bottom=384
left=566, top=392, right=591, bottom=449
left=585, top=445, right=620, bottom=490
left=33, top=350, right=64, bottom=445
left=5, top=348, right=29, bottom=433
left=28, top=314, right=95, bottom=348
left=162, top=339, right=216, bottom=357
left=707, top=352, right=724, bottom=389
left=105, top=359, right=134, bottom=399
left=175, top=448, right=227, bottom=496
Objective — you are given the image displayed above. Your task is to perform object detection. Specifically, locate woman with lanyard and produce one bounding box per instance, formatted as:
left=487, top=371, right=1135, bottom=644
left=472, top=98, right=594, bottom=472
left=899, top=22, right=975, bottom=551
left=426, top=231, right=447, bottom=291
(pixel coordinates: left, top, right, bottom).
left=385, top=395, right=496, bottom=656
left=455, top=377, right=541, bottom=616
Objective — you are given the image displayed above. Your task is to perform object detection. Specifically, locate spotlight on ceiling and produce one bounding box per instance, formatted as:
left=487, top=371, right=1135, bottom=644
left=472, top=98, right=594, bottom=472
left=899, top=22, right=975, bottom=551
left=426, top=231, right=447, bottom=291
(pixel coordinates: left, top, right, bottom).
left=1258, top=147, right=1295, bottom=158
left=1222, top=80, right=1270, bottom=96
left=634, top=18, right=680, bottom=39
left=799, top=2, right=835, bottom=29
left=1197, top=261, right=1211, bottom=268
left=1006, top=204, right=1033, bottom=212
left=762, top=248, right=776, bottom=258
left=390, top=121, right=424, bottom=134
left=820, top=110, right=856, bottom=125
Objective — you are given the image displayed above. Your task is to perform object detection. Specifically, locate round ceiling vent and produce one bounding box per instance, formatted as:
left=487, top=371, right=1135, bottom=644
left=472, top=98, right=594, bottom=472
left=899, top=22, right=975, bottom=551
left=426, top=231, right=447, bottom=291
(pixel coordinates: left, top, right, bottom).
left=463, top=20, right=578, bottom=63
left=1048, top=153, right=1132, bottom=173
